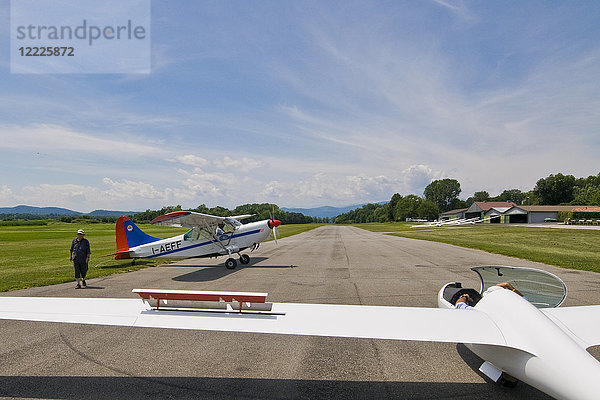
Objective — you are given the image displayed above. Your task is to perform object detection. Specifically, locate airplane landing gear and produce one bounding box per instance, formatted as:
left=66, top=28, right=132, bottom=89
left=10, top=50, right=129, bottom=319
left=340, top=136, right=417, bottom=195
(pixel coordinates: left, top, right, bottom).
left=239, top=254, right=250, bottom=265
left=225, top=258, right=237, bottom=269
left=499, top=372, right=518, bottom=388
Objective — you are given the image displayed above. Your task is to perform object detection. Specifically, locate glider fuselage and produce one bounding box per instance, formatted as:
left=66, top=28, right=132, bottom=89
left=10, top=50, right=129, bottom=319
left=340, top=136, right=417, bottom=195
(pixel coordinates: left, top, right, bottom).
left=439, top=286, right=600, bottom=400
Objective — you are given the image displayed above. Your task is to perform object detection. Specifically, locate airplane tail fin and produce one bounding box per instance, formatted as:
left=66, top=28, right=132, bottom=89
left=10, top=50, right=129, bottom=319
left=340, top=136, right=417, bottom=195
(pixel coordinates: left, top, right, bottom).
left=115, top=217, right=160, bottom=258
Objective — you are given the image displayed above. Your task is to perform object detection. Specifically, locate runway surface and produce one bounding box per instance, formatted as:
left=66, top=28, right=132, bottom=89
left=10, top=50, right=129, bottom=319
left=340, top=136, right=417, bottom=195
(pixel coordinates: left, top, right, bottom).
left=1, top=225, right=599, bottom=399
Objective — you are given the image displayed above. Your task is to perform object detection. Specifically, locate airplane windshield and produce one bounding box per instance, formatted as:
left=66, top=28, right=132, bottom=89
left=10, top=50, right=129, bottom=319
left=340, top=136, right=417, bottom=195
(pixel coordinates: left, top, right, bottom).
left=224, top=217, right=242, bottom=228
left=184, top=228, right=201, bottom=241
left=472, top=266, right=567, bottom=308
left=182, top=219, right=238, bottom=242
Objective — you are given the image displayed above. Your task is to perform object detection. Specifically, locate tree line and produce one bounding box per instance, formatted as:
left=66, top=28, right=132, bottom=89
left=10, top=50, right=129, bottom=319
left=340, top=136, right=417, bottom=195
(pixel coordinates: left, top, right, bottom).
left=334, top=172, right=600, bottom=224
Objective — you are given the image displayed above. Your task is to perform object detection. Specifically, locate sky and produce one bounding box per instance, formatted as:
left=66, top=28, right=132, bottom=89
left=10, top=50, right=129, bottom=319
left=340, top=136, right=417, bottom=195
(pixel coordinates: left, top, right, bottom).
left=1, top=0, right=599, bottom=212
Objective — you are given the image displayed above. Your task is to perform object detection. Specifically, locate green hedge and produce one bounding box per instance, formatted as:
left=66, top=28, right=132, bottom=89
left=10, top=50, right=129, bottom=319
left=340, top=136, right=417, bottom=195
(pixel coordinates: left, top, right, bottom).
left=557, top=211, right=572, bottom=222
left=573, top=211, right=600, bottom=219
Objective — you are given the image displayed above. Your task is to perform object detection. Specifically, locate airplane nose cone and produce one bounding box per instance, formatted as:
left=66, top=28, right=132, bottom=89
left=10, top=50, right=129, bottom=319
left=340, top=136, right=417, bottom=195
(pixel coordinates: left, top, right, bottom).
left=268, top=219, right=281, bottom=229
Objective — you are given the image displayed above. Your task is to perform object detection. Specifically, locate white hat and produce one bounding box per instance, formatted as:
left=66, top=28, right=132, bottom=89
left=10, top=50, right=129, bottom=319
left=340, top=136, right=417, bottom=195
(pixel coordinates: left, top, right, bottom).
left=77, top=229, right=85, bottom=235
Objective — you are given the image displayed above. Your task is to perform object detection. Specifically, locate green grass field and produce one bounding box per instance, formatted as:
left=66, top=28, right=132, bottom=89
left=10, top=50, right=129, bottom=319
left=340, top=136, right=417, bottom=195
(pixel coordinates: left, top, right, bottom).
left=0, top=222, right=323, bottom=292
left=355, top=223, right=600, bottom=273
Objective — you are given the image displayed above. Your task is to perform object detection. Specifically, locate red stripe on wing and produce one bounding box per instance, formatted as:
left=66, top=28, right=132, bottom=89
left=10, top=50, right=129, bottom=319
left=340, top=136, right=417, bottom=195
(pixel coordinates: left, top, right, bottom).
left=150, top=211, right=191, bottom=224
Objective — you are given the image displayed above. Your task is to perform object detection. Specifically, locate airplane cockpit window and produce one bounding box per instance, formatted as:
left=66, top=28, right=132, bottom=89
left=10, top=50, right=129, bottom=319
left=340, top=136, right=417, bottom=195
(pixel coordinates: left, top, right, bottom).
left=222, top=220, right=235, bottom=233
left=224, top=217, right=242, bottom=228
left=473, top=266, right=567, bottom=308
left=184, top=228, right=201, bottom=241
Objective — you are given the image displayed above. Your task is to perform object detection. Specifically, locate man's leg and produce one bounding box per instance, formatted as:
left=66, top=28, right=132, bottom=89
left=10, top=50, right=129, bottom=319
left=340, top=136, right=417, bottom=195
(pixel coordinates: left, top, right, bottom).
left=74, top=261, right=82, bottom=288
left=81, top=262, right=88, bottom=287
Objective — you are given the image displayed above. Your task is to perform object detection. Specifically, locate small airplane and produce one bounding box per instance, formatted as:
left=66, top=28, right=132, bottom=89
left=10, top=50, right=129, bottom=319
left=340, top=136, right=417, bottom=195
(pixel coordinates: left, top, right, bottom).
left=1, top=266, right=599, bottom=400
left=110, top=211, right=281, bottom=269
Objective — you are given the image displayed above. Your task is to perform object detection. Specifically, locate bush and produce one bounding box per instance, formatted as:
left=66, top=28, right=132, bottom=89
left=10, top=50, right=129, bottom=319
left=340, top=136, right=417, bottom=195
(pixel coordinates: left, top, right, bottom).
left=573, top=211, right=600, bottom=219
left=557, top=211, right=572, bottom=222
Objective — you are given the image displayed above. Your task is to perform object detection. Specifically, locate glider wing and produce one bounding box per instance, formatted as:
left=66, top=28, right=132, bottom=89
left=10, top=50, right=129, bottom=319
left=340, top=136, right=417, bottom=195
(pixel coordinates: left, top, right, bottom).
left=0, top=296, right=509, bottom=347
left=542, top=305, right=600, bottom=349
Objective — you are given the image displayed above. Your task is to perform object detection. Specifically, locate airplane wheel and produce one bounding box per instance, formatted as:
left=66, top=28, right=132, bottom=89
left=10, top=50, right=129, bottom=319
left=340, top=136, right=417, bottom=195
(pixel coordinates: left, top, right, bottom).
left=499, top=372, right=518, bottom=388
left=225, top=258, right=237, bottom=269
left=240, top=254, right=250, bottom=264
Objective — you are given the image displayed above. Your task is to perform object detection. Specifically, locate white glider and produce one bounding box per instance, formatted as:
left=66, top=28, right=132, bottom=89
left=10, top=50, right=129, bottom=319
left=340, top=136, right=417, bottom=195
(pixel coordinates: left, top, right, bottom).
left=0, top=266, right=599, bottom=400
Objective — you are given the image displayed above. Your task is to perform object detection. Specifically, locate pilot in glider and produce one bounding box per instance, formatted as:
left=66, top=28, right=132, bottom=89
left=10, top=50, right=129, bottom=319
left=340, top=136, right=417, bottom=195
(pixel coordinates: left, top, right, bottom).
left=111, top=211, right=281, bottom=269
left=1, top=266, right=599, bottom=400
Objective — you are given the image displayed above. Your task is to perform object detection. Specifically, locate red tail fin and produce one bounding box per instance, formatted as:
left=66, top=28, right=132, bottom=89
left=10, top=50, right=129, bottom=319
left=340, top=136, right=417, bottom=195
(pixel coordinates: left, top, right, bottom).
left=116, top=216, right=131, bottom=253
left=114, top=216, right=160, bottom=260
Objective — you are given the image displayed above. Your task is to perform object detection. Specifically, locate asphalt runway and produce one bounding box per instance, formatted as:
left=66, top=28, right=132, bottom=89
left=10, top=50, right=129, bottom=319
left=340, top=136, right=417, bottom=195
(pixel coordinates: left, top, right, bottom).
left=1, top=225, right=599, bottom=399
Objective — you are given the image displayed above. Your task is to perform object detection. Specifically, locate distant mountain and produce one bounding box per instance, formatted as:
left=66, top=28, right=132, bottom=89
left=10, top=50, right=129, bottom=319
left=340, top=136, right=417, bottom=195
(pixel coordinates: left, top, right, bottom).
left=0, top=205, right=137, bottom=217
left=0, top=205, right=82, bottom=216
left=282, top=202, right=387, bottom=218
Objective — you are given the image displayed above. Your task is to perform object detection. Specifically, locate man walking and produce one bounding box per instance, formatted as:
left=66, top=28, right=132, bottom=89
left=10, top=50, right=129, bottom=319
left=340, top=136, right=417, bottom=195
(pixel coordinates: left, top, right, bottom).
left=70, top=229, right=91, bottom=289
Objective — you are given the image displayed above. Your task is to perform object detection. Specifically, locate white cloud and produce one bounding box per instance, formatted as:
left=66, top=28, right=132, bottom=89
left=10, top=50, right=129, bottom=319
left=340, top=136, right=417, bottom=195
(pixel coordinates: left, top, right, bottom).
left=0, top=185, right=16, bottom=205
left=431, top=0, right=475, bottom=20
left=401, top=165, right=440, bottom=195
left=0, top=124, right=160, bottom=156
left=101, top=178, right=169, bottom=201
left=177, top=168, right=237, bottom=201
left=174, top=154, right=209, bottom=167
left=216, top=156, right=264, bottom=172
left=261, top=168, right=441, bottom=208
left=170, top=155, right=264, bottom=173
left=20, top=184, right=96, bottom=211
left=2, top=179, right=187, bottom=212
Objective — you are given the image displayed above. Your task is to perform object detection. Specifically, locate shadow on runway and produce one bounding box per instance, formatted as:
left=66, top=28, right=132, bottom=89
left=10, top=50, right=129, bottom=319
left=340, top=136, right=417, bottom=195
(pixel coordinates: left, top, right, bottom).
left=0, top=375, right=550, bottom=400
left=456, top=343, right=486, bottom=374
left=171, top=258, right=297, bottom=282
left=165, top=257, right=272, bottom=268
left=455, top=344, right=551, bottom=399
left=100, top=260, right=155, bottom=269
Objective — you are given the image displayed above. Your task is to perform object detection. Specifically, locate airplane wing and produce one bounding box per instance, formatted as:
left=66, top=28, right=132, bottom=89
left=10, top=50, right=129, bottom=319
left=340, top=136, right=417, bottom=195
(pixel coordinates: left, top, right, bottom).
left=542, top=306, right=600, bottom=349
left=230, top=214, right=254, bottom=221
left=151, top=211, right=225, bottom=228
left=0, top=296, right=511, bottom=348
left=150, top=211, right=255, bottom=228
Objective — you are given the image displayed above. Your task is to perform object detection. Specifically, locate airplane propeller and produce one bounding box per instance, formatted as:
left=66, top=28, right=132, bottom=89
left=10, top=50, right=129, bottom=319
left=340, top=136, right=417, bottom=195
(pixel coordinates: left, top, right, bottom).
left=268, top=207, right=281, bottom=244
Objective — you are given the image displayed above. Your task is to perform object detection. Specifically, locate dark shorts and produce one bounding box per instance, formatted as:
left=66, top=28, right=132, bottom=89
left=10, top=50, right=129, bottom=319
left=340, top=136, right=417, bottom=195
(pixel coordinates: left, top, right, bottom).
left=74, top=259, right=88, bottom=279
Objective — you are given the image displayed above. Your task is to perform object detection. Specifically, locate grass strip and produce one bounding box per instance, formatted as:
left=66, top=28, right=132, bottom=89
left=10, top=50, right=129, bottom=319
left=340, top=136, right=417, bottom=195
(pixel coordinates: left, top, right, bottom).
left=354, top=223, right=600, bottom=273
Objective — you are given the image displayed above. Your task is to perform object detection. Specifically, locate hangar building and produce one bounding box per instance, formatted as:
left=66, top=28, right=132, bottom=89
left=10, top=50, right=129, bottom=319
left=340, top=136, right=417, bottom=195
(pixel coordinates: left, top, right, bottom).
left=440, top=202, right=592, bottom=224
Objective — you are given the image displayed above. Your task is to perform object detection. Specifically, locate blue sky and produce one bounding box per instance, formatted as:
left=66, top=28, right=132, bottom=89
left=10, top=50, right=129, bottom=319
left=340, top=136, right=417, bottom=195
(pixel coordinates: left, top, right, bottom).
left=1, top=1, right=599, bottom=212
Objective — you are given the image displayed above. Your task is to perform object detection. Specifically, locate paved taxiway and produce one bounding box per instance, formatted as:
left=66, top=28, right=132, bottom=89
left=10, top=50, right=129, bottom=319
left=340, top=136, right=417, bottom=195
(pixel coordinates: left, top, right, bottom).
left=1, top=225, right=599, bottom=399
